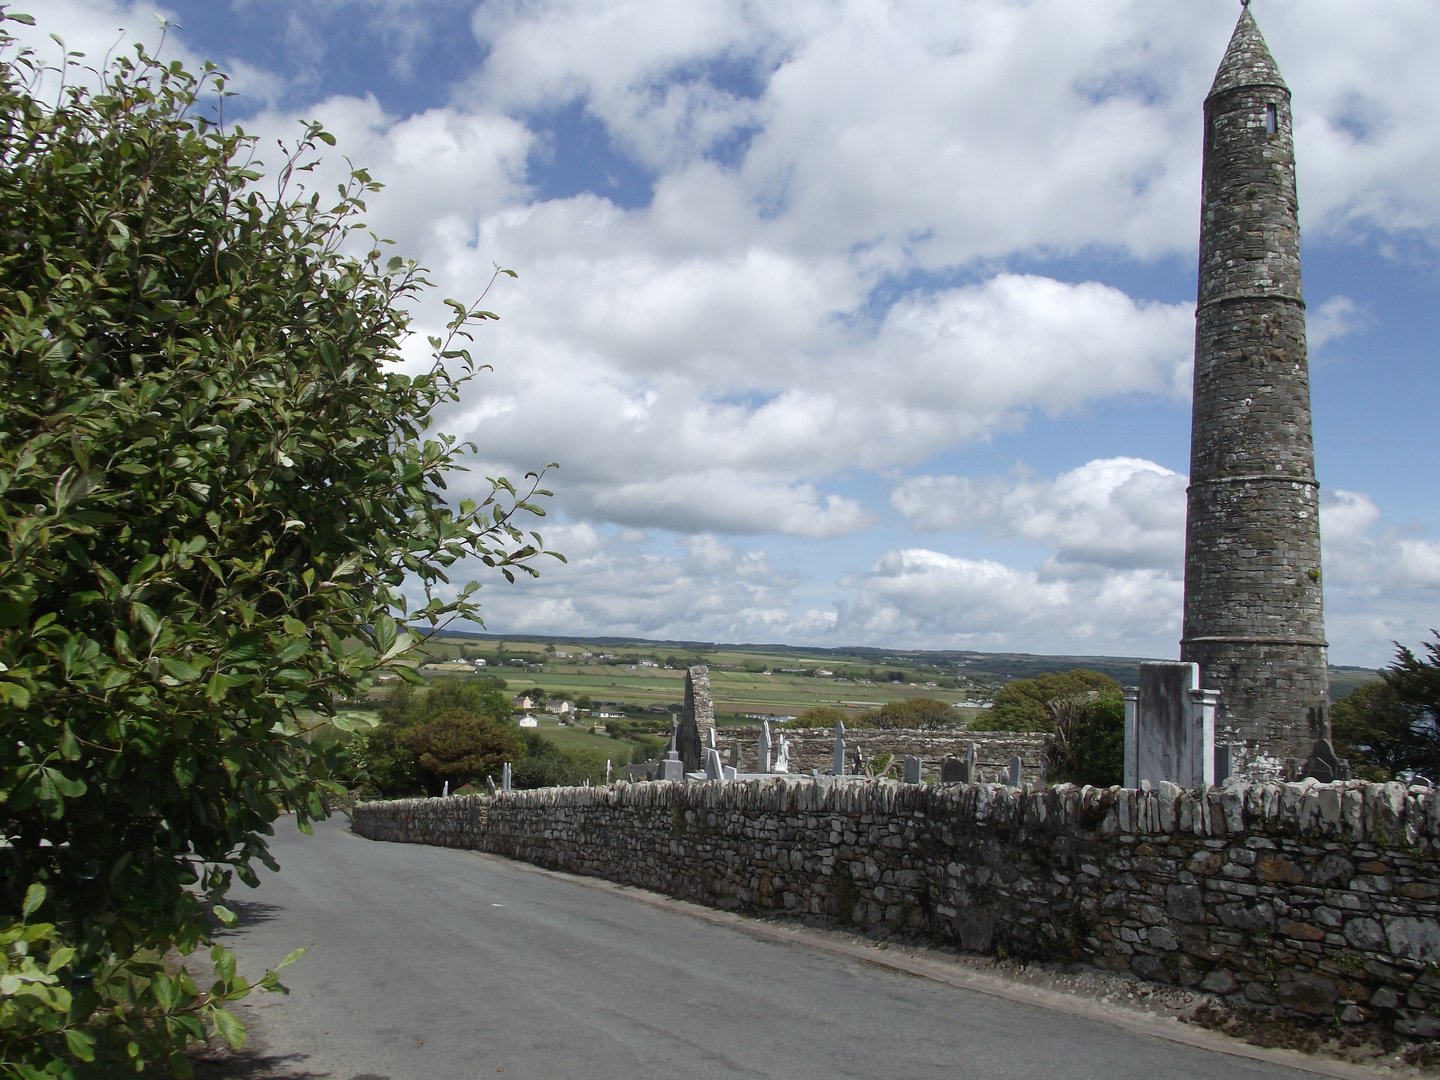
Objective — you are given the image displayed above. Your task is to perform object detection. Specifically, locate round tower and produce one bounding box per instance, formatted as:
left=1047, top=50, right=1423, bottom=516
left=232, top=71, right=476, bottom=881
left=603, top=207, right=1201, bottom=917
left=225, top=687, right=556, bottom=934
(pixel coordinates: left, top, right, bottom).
left=1181, top=2, right=1329, bottom=773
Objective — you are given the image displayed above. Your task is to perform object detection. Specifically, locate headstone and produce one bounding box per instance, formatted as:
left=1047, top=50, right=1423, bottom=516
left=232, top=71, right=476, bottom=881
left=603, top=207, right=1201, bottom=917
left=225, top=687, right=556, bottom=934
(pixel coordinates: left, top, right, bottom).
left=1008, top=756, right=1023, bottom=787
left=727, top=743, right=740, bottom=769
left=605, top=758, right=612, bottom=784
left=852, top=744, right=865, bottom=777
left=442, top=780, right=450, bottom=798
left=723, top=766, right=738, bottom=781
left=1128, top=662, right=1216, bottom=788
left=704, top=747, right=725, bottom=782
left=965, top=742, right=977, bottom=782
left=940, top=756, right=965, bottom=783
left=677, top=666, right=715, bottom=774
left=774, top=735, right=791, bottom=773
left=1214, top=743, right=1232, bottom=784
left=657, top=751, right=684, bottom=782
left=903, top=755, right=922, bottom=785
left=485, top=775, right=497, bottom=796
left=502, top=762, right=512, bottom=792
left=758, top=720, right=772, bottom=774
left=832, top=721, right=846, bottom=776
left=706, top=727, right=717, bottom=751
left=1301, top=738, right=1345, bottom=783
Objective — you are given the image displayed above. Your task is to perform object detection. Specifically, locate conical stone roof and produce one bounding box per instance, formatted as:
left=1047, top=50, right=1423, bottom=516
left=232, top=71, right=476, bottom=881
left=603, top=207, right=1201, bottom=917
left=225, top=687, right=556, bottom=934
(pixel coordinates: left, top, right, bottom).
left=1208, top=4, right=1287, bottom=98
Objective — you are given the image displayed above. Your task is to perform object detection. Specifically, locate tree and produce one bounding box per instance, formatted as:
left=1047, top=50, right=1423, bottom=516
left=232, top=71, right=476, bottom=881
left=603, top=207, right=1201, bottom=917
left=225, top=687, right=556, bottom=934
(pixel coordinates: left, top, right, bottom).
left=398, top=710, right=523, bottom=792
left=1332, top=633, right=1440, bottom=781
left=0, top=21, right=557, bottom=1074
left=974, top=670, right=1121, bottom=732
left=1044, top=694, right=1124, bottom=787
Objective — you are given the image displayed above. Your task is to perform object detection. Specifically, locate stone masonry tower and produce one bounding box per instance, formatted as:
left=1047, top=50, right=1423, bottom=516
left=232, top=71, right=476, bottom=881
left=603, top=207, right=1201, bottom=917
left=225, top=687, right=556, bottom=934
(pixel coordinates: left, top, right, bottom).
left=1181, top=2, right=1328, bottom=772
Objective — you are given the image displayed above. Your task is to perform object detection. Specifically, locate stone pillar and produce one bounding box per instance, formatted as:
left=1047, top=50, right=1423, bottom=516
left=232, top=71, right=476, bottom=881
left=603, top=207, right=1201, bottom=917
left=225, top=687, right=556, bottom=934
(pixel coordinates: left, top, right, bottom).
left=1123, top=686, right=1140, bottom=789
left=832, top=721, right=846, bottom=776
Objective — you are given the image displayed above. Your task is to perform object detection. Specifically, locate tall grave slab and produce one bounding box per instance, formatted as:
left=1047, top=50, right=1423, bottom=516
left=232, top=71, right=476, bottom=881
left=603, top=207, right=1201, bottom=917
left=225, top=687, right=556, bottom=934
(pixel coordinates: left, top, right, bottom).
left=677, top=665, right=715, bottom=774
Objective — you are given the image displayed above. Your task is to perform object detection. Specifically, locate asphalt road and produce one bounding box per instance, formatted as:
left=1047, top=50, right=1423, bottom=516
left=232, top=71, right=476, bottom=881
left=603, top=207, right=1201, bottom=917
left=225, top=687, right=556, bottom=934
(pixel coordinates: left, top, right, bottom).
left=213, top=817, right=1321, bottom=1080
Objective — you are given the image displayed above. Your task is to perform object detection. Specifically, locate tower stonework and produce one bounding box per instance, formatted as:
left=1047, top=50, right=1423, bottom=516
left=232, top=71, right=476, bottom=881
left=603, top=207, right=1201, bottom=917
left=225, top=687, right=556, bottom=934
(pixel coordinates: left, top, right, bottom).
left=1181, top=4, right=1328, bottom=773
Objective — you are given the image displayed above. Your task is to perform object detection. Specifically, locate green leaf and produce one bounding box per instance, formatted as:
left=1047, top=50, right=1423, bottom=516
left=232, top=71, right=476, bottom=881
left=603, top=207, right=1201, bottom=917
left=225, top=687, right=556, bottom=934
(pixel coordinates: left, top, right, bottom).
left=212, top=905, right=237, bottom=929
left=64, top=1028, right=96, bottom=1062
left=374, top=614, right=396, bottom=655
left=274, top=947, right=307, bottom=971
left=22, top=883, right=45, bottom=919
left=209, top=1006, right=246, bottom=1050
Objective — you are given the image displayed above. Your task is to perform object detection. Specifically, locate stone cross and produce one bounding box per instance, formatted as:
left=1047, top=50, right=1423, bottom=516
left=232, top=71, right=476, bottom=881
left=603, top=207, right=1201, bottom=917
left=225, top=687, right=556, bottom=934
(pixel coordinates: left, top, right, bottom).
left=832, top=721, right=846, bottom=776
left=758, top=720, right=772, bottom=774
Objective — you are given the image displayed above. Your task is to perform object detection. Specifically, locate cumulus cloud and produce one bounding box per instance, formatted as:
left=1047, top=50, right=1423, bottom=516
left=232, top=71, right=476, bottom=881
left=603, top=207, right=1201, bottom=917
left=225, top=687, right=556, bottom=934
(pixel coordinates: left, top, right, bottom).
left=893, top=458, right=1187, bottom=572
left=440, top=524, right=836, bottom=642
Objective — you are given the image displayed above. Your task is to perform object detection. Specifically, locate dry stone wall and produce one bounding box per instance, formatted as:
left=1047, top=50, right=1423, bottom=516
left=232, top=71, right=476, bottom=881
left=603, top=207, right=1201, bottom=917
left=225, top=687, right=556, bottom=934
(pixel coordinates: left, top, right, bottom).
left=353, top=778, right=1440, bottom=1036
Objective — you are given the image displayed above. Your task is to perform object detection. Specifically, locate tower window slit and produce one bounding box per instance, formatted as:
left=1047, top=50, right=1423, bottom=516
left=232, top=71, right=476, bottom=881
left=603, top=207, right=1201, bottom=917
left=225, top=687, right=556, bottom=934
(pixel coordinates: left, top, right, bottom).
left=1265, top=104, right=1277, bottom=134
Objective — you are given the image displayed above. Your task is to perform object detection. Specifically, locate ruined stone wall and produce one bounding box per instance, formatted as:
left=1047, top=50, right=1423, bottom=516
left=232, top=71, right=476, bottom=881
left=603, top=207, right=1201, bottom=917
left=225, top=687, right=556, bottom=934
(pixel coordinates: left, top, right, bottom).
left=354, top=778, right=1440, bottom=1036
left=712, top=728, right=1047, bottom=782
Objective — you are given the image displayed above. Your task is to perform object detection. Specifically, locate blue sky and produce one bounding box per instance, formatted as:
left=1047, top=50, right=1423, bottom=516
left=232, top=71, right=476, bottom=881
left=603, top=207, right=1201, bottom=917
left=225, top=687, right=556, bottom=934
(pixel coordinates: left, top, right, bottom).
left=37, top=0, right=1440, bottom=665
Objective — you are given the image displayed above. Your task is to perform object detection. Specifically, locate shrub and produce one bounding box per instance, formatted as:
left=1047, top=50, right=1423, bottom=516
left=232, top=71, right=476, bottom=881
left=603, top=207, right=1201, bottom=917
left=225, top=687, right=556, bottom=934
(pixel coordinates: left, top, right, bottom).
left=398, top=710, right=523, bottom=793
left=0, top=19, right=556, bottom=1073
left=1043, top=694, right=1124, bottom=787
left=511, top=732, right=605, bottom=789
left=861, top=697, right=958, bottom=730
left=974, top=670, right=1121, bottom=732
left=788, top=706, right=850, bottom=728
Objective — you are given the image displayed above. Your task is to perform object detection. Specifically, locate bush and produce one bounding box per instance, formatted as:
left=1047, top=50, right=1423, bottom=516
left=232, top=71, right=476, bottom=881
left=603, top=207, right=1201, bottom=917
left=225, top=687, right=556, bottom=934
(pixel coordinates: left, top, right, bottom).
left=974, top=670, right=1121, bottom=732
left=0, top=20, right=556, bottom=1073
left=860, top=697, right=958, bottom=730
left=347, top=722, right=420, bottom=797
left=788, top=706, right=850, bottom=728
left=1043, top=694, right=1124, bottom=787
left=398, top=710, right=523, bottom=793
left=511, top=732, right=605, bottom=789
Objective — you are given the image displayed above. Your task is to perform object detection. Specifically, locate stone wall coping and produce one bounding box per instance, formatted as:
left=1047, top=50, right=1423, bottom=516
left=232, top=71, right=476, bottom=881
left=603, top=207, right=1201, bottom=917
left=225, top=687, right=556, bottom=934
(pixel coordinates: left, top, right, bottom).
left=354, top=777, right=1436, bottom=844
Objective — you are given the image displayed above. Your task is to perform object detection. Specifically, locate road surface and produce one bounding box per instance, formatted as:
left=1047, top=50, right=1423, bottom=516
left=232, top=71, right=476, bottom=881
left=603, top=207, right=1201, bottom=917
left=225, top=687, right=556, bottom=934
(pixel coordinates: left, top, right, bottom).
left=211, top=817, right=1328, bottom=1080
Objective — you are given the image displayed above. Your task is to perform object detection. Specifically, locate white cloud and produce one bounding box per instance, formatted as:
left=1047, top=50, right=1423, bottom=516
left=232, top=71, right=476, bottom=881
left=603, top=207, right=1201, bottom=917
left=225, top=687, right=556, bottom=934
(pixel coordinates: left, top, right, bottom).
left=1307, top=295, right=1370, bottom=352
left=893, top=458, right=1187, bottom=572
left=443, top=524, right=837, bottom=642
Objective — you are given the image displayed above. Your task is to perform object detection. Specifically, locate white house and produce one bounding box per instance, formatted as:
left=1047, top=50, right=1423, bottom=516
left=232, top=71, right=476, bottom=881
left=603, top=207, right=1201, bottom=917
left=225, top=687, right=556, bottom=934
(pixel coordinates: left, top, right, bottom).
left=517, top=715, right=538, bottom=728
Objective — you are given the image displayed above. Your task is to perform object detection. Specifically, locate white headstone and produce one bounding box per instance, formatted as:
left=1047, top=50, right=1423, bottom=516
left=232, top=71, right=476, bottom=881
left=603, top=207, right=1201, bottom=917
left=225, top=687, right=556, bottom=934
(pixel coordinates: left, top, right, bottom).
left=1128, top=662, right=1217, bottom=788
left=774, top=735, right=791, bottom=773
left=502, top=761, right=512, bottom=791
left=704, top=747, right=725, bottom=782
left=759, top=720, right=772, bottom=774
